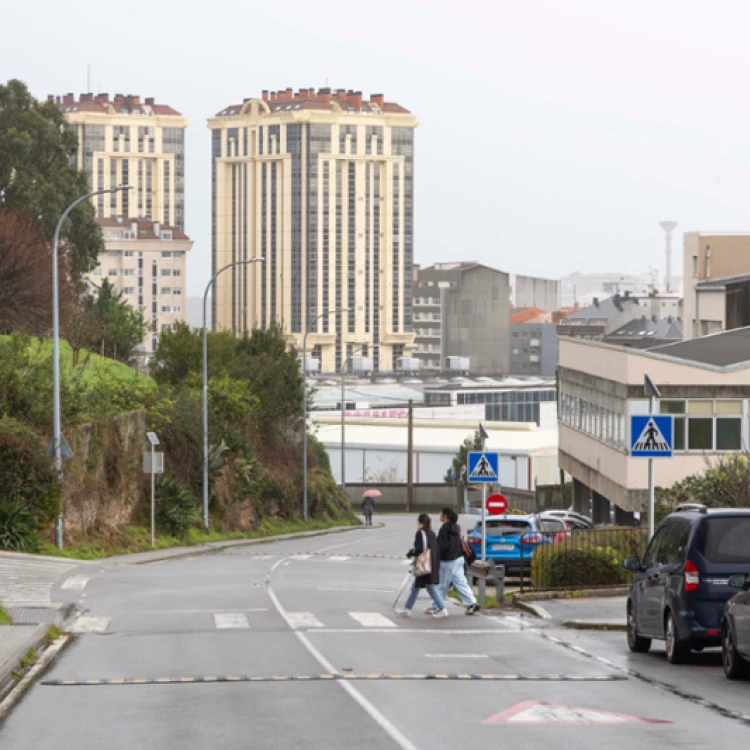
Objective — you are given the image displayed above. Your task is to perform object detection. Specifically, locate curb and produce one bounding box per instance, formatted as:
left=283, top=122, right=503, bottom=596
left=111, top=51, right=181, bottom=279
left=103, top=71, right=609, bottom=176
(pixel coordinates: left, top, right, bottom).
left=514, top=600, right=552, bottom=619
left=512, top=588, right=629, bottom=602
left=562, top=620, right=627, bottom=632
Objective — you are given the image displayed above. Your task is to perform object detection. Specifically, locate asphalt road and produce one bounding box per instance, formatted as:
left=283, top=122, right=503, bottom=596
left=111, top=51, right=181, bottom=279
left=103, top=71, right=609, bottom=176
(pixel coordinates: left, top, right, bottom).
left=1, top=514, right=749, bottom=749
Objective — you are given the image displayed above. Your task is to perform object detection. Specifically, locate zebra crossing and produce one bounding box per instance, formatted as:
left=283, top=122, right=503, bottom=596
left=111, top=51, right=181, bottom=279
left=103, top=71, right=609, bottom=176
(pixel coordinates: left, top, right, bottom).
left=67, top=609, right=525, bottom=634
left=0, top=553, right=82, bottom=604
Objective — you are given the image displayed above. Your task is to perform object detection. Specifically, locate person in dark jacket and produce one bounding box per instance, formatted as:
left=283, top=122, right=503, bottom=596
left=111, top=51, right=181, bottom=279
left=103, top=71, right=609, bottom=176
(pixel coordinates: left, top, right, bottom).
left=362, top=496, right=374, bottom=526
left=400, top=514, right=448, bottom=618
left=434, top=507, right=480, bottom=615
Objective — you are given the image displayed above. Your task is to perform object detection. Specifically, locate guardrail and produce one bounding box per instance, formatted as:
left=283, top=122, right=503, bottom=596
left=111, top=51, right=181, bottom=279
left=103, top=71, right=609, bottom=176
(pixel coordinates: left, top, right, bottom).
left=519, top=526, right=648, bottom=593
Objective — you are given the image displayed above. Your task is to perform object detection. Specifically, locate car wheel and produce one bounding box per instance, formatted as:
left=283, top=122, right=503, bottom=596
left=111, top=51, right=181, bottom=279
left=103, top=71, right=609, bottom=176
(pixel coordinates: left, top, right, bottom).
left=627, top=603, right=651, bottom=653
left=665, top=611, right=689, bottom=664
left=722, top=622, right=750, bottom=680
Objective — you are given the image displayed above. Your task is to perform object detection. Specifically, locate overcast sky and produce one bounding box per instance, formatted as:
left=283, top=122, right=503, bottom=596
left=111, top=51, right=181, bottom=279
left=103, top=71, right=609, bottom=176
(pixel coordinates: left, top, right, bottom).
left=5, top=0, right=750, bottom=295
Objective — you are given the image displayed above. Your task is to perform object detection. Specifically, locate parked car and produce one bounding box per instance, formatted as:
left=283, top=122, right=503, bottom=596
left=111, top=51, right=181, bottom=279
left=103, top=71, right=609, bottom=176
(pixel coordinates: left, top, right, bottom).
left=539, top=510, right=594, bottom=531
left=721, top=573, right=750, bottom=679
left=467, top=514, right=566, bottom=571
left=623, top=504, right=750, bottom=664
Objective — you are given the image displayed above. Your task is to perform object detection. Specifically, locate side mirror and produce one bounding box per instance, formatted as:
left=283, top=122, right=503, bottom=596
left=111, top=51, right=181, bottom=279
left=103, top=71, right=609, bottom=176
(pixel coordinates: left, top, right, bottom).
left=623, top=556, right=642, bottom=572
left=728, top=574, right=750, bottom=591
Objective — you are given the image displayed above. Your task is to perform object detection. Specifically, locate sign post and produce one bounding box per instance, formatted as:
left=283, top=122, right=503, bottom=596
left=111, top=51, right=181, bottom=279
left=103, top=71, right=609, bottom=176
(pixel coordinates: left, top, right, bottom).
left=144, top=432, right=164, bottom=548
left=469, top=430, right=499, bottom=606
left=630, top=374, right=672, bottom=540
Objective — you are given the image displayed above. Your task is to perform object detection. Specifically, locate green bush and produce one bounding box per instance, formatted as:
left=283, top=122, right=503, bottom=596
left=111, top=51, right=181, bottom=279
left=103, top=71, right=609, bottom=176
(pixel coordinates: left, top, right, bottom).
left=309, top=434, right=332, bottom=474
left=0, top=418, right=59, bottom=530
left=155, top=475, right=201, bottom=538
left=532, top=545, right=630, bottom=589
left=0, top=496, right=39, bottom=552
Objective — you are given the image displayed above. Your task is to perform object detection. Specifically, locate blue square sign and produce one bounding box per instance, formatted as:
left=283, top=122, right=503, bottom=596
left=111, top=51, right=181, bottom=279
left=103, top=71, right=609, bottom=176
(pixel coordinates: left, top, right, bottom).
left=630, top=415, right=673, bottom=458
left=468, top=451, right=499, bottom=483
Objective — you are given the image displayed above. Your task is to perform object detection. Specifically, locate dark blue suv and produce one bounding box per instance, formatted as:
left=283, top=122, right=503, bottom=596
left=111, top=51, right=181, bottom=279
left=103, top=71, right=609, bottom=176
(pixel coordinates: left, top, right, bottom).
left=624, top=504, right=750, bottom=664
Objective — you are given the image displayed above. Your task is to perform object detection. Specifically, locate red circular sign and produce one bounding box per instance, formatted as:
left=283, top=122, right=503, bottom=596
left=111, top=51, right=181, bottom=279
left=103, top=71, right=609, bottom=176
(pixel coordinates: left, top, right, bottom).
left=486, top=493, right=507, bottom=515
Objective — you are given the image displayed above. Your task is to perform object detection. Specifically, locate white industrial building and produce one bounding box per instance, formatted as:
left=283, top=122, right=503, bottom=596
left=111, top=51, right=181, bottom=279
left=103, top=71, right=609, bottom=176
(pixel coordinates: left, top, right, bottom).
left=312, top=414, right=559, bottom=489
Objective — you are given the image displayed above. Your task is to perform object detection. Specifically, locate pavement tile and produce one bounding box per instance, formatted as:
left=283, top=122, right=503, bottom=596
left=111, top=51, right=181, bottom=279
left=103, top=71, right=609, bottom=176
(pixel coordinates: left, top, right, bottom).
left=527, top=596, right=626, bottom=625
left=0, top=624, right=47, bottom=688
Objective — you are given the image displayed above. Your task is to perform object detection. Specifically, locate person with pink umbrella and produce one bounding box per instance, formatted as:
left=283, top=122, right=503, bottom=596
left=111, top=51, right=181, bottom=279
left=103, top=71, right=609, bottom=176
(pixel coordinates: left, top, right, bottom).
left=361, top=489, right=381, bottom=526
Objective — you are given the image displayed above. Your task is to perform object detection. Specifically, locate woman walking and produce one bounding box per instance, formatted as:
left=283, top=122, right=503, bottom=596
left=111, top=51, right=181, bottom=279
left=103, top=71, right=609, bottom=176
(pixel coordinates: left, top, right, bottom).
left=435, top=508, right=480, bottom=615
left=400, top=514, right=448, bottom=618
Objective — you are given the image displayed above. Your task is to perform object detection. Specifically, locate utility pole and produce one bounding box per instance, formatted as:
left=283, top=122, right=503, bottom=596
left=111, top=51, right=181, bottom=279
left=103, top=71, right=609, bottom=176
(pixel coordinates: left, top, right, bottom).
left=644, top=373, right=661, bottom=539
left=406, top=399, right=414, bottom=512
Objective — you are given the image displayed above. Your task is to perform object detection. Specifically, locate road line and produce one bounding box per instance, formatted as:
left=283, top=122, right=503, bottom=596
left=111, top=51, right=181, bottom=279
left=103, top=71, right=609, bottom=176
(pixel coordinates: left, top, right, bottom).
left=316, top=531, right=403, bottom=554
left=318, top=588, right=394, bottom=594
left=424, top=654, right=489, bottom=659
left=311, top=629, right=519, bottom=635
left=328, top=556, right=351, bottom=562
left=61, top=576, right=90, bottom=590
left=286, top=612, right=325, bottom=629
left=348, top=612, right=397, bottom=628
left=266, top=557, right=420, bottom=750
left=214, top=613, right=250, bottom=630
left=70, top=616, right=110, bottom=633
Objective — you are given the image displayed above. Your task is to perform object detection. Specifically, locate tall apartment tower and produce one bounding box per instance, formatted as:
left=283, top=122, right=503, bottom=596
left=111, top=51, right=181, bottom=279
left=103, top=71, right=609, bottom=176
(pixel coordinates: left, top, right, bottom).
left=207, top=87, right=418, bottom=372
left=54, top=93, right=191, bottom=352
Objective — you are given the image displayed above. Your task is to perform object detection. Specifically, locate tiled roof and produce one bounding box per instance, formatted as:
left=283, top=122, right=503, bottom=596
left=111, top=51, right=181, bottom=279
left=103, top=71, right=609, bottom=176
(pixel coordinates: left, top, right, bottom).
left=96, top=217, right=189, bottom=241
left=649, top=326, right=750, bottom=367
left=52, top=93, right=182, bottom=117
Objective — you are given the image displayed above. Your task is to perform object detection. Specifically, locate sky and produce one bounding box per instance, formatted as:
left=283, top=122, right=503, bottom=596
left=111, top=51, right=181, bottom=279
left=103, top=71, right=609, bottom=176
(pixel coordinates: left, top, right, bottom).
left=5, top=0, right=750, bottom=295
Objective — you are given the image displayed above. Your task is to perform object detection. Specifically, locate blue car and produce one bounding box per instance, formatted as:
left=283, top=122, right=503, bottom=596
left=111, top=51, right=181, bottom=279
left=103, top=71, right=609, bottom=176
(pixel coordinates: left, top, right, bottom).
left=467, top=514, right=567, bottom=571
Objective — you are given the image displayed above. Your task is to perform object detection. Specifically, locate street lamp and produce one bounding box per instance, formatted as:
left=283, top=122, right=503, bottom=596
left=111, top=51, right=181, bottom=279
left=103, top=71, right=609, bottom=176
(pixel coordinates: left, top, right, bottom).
left=302, top=307, right=350, bottom=521
left=53, top=185, right=132, bottom=549
left=340, top=345, right=376, bottom=493
left=202, top=257, right=265, bottom=528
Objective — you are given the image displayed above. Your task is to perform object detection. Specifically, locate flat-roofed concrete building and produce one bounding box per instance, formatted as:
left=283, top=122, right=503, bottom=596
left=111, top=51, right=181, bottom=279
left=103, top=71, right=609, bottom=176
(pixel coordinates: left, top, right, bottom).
left=207, top=88, right=418, bottom=372
left=558, top=328, right=750, bottom=522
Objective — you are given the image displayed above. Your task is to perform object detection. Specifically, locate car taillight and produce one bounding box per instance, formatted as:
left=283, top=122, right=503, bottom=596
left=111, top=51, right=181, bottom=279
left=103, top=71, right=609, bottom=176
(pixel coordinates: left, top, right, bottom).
left=684, top=560, right=699, bottom=592
left=468, top=535, right=480, bottom=545
left=523, top=533, right=543, bottom=545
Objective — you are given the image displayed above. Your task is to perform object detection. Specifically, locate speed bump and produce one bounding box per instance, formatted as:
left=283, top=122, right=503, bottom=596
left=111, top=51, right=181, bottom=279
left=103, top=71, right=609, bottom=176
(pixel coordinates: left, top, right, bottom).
left=42, top=673, right=626, bottom=686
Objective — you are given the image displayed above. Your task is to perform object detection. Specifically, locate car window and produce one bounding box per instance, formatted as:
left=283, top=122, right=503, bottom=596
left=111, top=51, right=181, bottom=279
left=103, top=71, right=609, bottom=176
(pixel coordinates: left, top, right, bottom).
left=642, top=525, right=671, bottom=569
left=657, top=521, right=691, bottom=565
left=486, top=520, right=531, bottom=534
left=540, top=519, right=565, bottom=532
left=696, top=517, right=750, bottom=564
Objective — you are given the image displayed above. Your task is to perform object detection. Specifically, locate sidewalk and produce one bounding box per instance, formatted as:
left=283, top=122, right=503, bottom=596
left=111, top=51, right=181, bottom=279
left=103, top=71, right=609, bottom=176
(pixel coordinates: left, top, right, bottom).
left=519, top=596, right=627, bottom=629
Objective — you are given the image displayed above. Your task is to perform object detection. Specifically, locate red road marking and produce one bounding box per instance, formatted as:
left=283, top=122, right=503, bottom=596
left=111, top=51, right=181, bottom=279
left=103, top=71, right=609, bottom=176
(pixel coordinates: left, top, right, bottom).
left=483, top=701, right=672, bottom=725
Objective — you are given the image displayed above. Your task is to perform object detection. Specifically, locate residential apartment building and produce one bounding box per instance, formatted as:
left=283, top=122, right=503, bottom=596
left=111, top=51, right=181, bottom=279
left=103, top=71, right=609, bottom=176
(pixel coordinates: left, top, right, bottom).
left=683, top=232, right=750, bottom=339
left=557, top=293, right=642, bottom=340
left=91, top=219, right=193, bottom=352
left=509, top=321, right=558, bottom=376
left=55, top=92, right=191, bottom=351
left=207, top=87, right=418, bottom=372
left=413, top=262, right=510, bottom=375
left=559, top=329, right=750, bottom=522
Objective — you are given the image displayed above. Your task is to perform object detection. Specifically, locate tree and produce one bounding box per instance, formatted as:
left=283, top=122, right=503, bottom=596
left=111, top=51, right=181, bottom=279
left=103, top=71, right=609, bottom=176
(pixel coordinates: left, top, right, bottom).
left=231, top=326, right=304, bottom=439
left=149, top=322, right=236, bottom=386
left=444, top=430, right=483, bottom=483
left=0, top=209, right=76, bottom=334
left=85, top=280, right=145, bottom=362
left=0, top=79, right=103, bottom=279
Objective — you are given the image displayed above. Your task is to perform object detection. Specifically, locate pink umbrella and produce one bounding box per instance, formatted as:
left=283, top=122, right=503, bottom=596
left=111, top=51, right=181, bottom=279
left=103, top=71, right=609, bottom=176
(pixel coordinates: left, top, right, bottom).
left=362, top=489, right=382, bottom=498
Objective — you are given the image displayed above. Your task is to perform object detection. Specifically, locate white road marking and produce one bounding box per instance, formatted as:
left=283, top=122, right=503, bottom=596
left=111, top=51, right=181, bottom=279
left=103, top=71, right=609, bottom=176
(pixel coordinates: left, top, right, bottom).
left=214, top=613, right=250, bottom=630
left=266, top=558, right=419, bottom=750
left=61, top=576, right=90, bottom=590
left=70, top=616, right=110, bottom=633
left=424, top=653, right=489, bottom=658
left=291, top=554, right=311, bottom=560
left=349, top=612, right=397, bottom=628
left=329, top=556, right=351, bottom=562
left=100, top=608, right=269, bottom=616
left=286, top=612, right=325, bottom=629
left=319, top=588, right=394, bottom=594
left=312, top=629, right=519, bottom=635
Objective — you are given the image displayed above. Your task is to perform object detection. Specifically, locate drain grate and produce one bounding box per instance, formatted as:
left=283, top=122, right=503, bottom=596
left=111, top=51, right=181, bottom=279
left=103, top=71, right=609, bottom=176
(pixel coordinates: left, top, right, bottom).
left=8, top=608, right=62, bottom=625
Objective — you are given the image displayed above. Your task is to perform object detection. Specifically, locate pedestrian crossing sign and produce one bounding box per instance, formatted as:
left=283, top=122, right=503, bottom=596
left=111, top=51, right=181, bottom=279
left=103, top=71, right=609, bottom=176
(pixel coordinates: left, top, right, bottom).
left=630, top=415, right=673, bottom=458
left=468, top=451, right=499, bottom=483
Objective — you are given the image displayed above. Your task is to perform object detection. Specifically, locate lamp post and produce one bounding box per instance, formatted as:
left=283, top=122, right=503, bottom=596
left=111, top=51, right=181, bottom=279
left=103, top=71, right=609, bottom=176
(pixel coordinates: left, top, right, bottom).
left=53, top=185, right=132, bottom=549
left=303, top=307, right=350, bottom=521
left=202, top=257, right=265, bottom=528
left=340, top=345, right=376, bottom=493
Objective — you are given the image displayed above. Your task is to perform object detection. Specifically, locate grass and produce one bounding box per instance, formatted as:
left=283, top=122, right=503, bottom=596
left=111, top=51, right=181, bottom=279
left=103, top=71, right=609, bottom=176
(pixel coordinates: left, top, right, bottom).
left=0, top=603, right=10, bottom=624
left=448, top=589, right=513, bottom=609
left=38, top=515, right=361, bottom=561
left=45, top=625, right=63, bottom=644
left=19, top=649, right=38, bottom=670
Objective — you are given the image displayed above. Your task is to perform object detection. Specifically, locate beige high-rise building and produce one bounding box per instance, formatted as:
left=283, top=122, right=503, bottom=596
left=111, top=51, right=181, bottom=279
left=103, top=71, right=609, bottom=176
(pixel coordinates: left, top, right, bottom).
left=54, top=92, right=191, bottom=352
left=207, top=87, right=417, bottom=373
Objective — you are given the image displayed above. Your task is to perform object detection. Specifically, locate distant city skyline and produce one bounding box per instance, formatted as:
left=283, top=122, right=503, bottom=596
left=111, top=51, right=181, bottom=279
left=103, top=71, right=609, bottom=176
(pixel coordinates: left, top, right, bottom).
left=6, top=2, right=750, bottom=298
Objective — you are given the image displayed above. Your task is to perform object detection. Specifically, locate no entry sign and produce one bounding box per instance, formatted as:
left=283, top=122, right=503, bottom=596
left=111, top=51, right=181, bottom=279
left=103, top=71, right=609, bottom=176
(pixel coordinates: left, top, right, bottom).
left=486, top=493, right=507, bottom=515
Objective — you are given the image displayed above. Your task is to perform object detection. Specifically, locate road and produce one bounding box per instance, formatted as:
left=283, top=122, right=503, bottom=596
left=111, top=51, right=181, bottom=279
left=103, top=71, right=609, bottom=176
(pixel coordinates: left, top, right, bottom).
left=1, top=515, right=748, bottom=748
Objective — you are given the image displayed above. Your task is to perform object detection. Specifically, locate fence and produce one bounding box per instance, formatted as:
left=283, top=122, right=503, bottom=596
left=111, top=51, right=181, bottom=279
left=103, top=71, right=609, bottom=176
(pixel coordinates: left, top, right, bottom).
left=518, top=526, right=648, bottom=593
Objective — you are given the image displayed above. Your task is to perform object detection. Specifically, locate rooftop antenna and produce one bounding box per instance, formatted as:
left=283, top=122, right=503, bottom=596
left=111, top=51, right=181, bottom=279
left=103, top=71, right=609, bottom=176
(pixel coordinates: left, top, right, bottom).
left=659, top=221, right=678, bottom=293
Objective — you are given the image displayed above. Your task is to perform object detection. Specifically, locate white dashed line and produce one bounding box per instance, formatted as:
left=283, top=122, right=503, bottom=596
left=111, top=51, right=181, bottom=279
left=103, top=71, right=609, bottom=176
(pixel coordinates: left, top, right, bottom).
left=70, top=616, right=110, bottom=633
left=214, top=613, right=250, bottom=629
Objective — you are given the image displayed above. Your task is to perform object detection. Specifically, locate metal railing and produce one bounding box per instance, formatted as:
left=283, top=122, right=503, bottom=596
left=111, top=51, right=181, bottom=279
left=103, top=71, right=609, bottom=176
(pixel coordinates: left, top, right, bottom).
left=519, top=526, right=648, bottom=593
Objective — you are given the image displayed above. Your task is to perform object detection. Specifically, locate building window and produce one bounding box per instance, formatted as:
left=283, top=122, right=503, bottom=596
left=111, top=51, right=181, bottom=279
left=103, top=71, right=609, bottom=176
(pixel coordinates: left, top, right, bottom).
left=122, top=287, right=135, bottom=295
left=108, top=268, right=117, bottom=277
left=660, top=399, right=742, bottom=452
left=161, top=269, right=171, bottom=276
left=161, top=287, right=172, bottom=295
left=122, top=269, right=135, bottom=277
